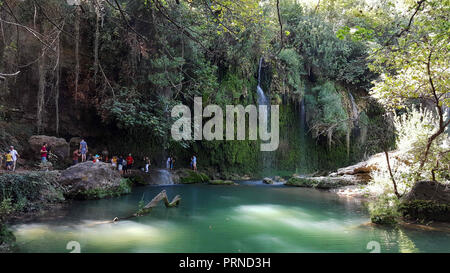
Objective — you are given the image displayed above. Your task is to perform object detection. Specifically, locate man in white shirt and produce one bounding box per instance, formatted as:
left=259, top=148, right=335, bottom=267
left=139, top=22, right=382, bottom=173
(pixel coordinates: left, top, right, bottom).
left=10, top=146, right=19, bottom=172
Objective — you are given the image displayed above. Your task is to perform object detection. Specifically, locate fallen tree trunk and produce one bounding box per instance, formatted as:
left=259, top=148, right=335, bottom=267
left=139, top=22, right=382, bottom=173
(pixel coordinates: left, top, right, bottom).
left=113, top=190, right=181, bottom=222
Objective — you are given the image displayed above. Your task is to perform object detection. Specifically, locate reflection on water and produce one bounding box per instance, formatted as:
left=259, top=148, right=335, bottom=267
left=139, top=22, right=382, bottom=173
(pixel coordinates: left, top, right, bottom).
left=12, top=183, right=450, bottom=253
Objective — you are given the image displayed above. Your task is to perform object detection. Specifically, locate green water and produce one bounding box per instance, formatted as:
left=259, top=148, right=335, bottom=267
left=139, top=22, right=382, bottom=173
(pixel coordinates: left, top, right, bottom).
left=12, top=182, right=450, bottom=253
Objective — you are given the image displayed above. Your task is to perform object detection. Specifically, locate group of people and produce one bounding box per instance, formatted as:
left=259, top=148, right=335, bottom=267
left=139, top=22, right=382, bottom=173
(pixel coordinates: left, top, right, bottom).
left=166, top=156, right=176, bottom=170
left=71, top=139, right=152, bottom=175
left=1, top=146, right=20, bottom=172
left=5, top=137, right=197, bottom=174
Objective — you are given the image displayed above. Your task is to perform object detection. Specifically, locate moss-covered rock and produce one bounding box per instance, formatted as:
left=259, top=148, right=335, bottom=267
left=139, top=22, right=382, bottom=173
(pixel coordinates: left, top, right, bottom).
left=399, top=181, right=450, bottom=222
left=286, top=177, right=318, bottom=187
left=74, top=178, right=133, bottom=200
left=179, top=170, right=210, bottom=184
left=286, top=176, right=356, bottom=189
left=208, top=180, right=236, bottom=185
left=399, top=200, right=450, bottom=223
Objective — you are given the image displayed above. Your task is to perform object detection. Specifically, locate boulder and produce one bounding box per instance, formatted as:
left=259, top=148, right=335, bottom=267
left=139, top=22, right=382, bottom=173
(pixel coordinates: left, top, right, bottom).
left=273, top=176, right=286, bottom=183
left=402, top=181, right=450, bottom=204
left=69, top=137, right=82, bottom=149
left=263, top=177, right=273, bottom=184
left=28, top=135, right=69, bottom=159
left=58, top=161, right=130, bottom=199
left=399, top=181, right=450, bottom=222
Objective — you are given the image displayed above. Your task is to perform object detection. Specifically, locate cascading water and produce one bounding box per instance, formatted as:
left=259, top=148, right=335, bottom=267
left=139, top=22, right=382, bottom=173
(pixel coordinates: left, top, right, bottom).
left=155, top=169, right=174, bottom=185
left=298, top=98, right=307, bottom=172
left=348, top=92, right=359, bottom=125
left=256, top=57, right=274, bottom=174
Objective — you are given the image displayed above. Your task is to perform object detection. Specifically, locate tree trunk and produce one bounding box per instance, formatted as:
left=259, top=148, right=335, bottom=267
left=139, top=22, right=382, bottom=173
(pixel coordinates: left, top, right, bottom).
left=74, top=5, right=80, bottom=104
left=34, top=5, right=45, bottom=134
left=94, top=2, right=100, bottom=83
left=113, top=190, right=181, bottom=222
left=384, top=150, right=400, bottom=198
left=55, top=35, right=61, bottom=136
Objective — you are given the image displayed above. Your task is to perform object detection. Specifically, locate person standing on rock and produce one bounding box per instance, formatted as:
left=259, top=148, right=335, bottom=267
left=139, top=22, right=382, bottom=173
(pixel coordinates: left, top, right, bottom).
left=122, top=156, right=127, bottom=174
left=5, top=151, right=13, bottom=171
left=118, top=156, right=124, bottom=173
left=40, top=143, right=48, bottom=163
left=9, top=146, right=19, bottom=172
left=79, top=139, right=88, bottom=162
left=145, top=156, right=150, bottom=173
left=126, top=153, right=134, bottom=174
left=192, top=155, right=197, bottom=171
left=170, top=156, right=175, bottom=170
left=102, top=147, right=109, bottom=162
left=111, top=156, right=118, bottom=169
left=166, top=156, right=171, bottom=169
left=72, top=149, right=81, bottom=165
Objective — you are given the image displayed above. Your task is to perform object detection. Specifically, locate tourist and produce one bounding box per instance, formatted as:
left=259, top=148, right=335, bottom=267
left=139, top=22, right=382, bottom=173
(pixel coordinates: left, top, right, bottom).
left=192, top=155, right=197, bottom=171
left=40, top=143, right=48, bottom=163
left=102, top=147, right=109, bottom=162
left=87, top=153, right=93, bottom=161
left=170, top=156, right=175, bottom=170
left=145, top=156, right=150, bottom=173
left=118, top=156, right=123, bottom=173
left=9, top=146, right=19, bottom=172
left=79, top=139, right=88, bottom=162
left=111, top=156, right=117, bottom=169
left=166, top=156, right=171, bottom=169
left=72, top=149, right=81, bottom=165
left=122, top=157, right=127, bottom=174
left=126, top=153, right=134, bottom=173
left=5, top=151, right=13, bottom=171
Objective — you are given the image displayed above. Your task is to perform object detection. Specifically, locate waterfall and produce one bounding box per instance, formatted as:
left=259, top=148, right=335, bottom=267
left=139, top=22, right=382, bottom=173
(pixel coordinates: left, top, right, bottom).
left=348, top=92, right=358, bottom=124
left=256, top=57, right=274, bottom=174
left=257, top=57, right=269, bottom=117
left=298, top=98, right=307, bottom=173
left=154, top=169, right=174, bottom=185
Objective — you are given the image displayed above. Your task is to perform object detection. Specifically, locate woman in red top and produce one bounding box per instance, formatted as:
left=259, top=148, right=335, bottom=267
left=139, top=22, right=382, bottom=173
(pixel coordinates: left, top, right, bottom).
left=126, top=154, right=133, bottom=174
left=40, top=143, right=47, bottom=163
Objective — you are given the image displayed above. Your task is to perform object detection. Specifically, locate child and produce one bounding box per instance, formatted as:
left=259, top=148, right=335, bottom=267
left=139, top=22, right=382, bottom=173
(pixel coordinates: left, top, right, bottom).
left=111, top=156, right=117, bottom=169
left=5, top=151, right=13, bottom=171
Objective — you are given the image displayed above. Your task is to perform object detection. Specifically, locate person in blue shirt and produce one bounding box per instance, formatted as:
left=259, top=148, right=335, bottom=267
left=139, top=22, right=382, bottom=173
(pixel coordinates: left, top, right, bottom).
left=79, top=139, right=88, bottom=162
left=192, top=155, right=197, bottom=171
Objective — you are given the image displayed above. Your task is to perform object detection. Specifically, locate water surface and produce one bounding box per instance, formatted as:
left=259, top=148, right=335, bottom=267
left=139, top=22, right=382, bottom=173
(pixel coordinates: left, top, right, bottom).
left=12, top=183, right=450, bottom=253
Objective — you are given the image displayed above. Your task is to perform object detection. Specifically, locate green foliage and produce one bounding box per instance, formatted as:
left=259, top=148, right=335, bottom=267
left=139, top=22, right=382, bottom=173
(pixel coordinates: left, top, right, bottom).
left=73, top=178, right=133, bottom=200
left=368, top=195, right=401, bottom=226
left=180, top=170, right=210, bottom=184
left=0, top=172, right=64, bottom=217
left=278, top=48, right=304, bottom=93
left=0, top=223, right=15, bottom=246
left=399, top=200, right=450, bottom=223
left=306, top=82, right=348, bottom=140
